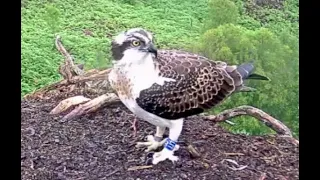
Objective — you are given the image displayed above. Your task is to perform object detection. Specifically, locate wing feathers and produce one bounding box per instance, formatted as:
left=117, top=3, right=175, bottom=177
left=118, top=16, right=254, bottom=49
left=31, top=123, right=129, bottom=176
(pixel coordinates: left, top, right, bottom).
left=136, top=50, right=268, bottom=120
left=136, top=50, right=237, bottom=120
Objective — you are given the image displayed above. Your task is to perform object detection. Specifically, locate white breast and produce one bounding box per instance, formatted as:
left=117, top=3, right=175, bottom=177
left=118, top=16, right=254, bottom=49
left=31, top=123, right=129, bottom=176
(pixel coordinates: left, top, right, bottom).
left=108, top=50, right=176, bottom=127
left=124, top=98, right=173, bottom=127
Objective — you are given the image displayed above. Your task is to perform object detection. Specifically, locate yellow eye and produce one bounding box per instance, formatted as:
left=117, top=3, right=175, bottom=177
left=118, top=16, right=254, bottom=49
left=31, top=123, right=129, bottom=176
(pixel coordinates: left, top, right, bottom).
left=132, top=40, right=140, bottom=46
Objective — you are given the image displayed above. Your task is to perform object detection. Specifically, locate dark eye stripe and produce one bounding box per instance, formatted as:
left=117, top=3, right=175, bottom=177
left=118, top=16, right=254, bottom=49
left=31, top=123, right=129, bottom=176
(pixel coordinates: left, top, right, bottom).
left=111, top=32, right=149, bottom=61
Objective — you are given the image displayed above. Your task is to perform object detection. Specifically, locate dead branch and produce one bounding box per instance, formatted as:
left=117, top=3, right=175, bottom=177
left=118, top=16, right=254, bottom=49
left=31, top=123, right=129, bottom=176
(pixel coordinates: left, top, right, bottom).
left=202, top=106, right=292, bottom=136
left=23, top=68, right=112, bottom=100
left=201, top=106, right=299, bottom=145
left=58, top=93, right=119, bottom=122
left=23, top=35, right=112, bottom=100
left=55, top=35, right=85, bottom=79
left=187, top=144, right=201, bottom=158
left=50, top=96, right=91, bottom=114
left=222, top=152, right=245, bottom=156
left=127, top=165, right=153, bottom=171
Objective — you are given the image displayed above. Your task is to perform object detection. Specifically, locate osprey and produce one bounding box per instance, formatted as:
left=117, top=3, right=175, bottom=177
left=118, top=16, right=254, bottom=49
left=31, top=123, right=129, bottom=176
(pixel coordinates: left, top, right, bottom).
left=108, top=28, right=269, bottom=165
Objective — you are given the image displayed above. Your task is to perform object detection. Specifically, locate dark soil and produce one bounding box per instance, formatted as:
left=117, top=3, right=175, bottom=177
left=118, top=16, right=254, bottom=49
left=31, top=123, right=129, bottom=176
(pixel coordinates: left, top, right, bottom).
left=21, top=92, right=299, bottom=180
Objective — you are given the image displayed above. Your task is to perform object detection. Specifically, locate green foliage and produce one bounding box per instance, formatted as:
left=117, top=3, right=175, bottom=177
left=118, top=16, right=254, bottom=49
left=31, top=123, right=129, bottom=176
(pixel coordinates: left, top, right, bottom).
left=203, top=0, right=239, bottom=31
left=43, top=4, right=61, bottom=34
left=196, top=0, right=299, bottom=137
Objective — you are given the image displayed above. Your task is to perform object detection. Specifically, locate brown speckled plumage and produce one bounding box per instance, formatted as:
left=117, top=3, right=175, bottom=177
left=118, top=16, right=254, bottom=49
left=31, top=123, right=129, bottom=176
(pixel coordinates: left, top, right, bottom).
left=110, top=69, right=133, bottom=99
left=136, top=50, right=252, bottom=120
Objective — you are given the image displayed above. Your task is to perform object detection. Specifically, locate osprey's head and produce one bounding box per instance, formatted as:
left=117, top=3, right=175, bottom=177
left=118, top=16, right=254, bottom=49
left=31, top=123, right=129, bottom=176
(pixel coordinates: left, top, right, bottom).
left=111, top=28, right=157, bottom=62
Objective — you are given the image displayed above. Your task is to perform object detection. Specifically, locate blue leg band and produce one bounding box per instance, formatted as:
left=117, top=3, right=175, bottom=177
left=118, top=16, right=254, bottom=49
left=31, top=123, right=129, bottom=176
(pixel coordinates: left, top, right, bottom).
left=164, top=138, right=176, bottom=151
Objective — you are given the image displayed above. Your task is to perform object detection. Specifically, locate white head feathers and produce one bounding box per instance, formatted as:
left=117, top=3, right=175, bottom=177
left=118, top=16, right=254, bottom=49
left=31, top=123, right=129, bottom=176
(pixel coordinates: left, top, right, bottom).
left=113, top=28, right=154, bottom=45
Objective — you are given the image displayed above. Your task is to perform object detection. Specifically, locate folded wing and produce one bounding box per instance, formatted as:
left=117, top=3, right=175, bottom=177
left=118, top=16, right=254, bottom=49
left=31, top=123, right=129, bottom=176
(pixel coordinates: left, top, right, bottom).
left=135, top=50, right=237, bottom=120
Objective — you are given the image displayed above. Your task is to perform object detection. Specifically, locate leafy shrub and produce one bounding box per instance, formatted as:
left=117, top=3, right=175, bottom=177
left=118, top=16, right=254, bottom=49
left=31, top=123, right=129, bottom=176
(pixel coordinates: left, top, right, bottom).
left=196, top=0, right=299, bottom=137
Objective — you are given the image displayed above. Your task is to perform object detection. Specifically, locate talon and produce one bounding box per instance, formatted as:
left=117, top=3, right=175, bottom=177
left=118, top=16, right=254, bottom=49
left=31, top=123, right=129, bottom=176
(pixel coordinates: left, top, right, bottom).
left=152, top=149, right=179, bottom=165
left=146, top=135, right=155, bottom=142
left=173, top=159, right=183, bottom=168
left=147, top=152, right=154, bottom=158
left=136, top=135, right=165, bottom=152
left=173, top=144, right=180, bottom=151
left=146, top=157, right=153, bottom=165
left=136, top=142, right=152, bottom=148
left=145, top=152, right=155, bottom=165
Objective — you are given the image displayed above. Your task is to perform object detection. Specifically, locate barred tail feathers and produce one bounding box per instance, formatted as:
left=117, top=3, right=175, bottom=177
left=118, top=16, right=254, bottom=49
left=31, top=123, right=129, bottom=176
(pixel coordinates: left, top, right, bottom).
left=225, top=61, right=270, bottom=92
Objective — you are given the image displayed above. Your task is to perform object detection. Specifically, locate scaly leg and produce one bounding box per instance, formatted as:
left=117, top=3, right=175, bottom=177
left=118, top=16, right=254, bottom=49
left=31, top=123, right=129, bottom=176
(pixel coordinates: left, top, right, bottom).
left=151, top=119, right=183, bottom=165
left=129, top=117, right=138, bottom=137
left=136, top=126, right=166, bottom=152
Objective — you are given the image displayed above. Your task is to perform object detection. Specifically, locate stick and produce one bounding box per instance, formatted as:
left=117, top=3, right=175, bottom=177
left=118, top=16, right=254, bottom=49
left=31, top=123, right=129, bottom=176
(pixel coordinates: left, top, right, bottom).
left=60, top=93, right=119, bottom=121
left=23, top=69, right=111, bottom=100
left=225, top=120, right=235, bottom=125
left=55, top=35, right=84, bottom=79
left=127, top=165, right=153, bottom=171
left=202, top=106, right=292, bottom=137
left=223, top=152, right=245, bottom=156
left=23, top=35, right=112, bottom=100
left=202, top=106, right=299, bottom=145
left=187, top=144, right=201, bottom=158
left=50, top=96, right=91, bottom=114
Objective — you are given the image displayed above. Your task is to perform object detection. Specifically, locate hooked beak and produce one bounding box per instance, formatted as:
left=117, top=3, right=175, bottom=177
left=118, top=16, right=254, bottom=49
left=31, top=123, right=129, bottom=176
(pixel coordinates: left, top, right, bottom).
left=140, top=43, right=157, bottom=57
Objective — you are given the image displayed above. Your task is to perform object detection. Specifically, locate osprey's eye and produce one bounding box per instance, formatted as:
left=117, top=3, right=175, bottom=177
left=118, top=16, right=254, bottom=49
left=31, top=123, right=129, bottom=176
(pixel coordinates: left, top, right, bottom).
left=131, top=40, right=140, bottom=47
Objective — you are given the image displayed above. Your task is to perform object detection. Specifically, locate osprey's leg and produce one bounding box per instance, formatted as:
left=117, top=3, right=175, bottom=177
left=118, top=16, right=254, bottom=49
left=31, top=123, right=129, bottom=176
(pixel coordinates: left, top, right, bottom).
left=129, top=117, right=138, bottom=137
left=136, top=126, right=166, bottom=152
left=151, top=119, right=183, bottom=165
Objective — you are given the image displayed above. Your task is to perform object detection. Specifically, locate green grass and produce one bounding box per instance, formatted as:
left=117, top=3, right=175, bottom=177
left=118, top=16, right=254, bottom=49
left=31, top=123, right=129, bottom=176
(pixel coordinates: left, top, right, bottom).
left=22, top=0, right=298, bottom=137
left=22, top=0, right=207, bottom=95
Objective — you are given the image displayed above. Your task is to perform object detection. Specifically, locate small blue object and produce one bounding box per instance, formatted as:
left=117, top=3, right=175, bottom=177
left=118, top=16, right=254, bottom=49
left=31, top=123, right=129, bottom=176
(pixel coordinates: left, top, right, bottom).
left=164, top=138, right=176, bottom=151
